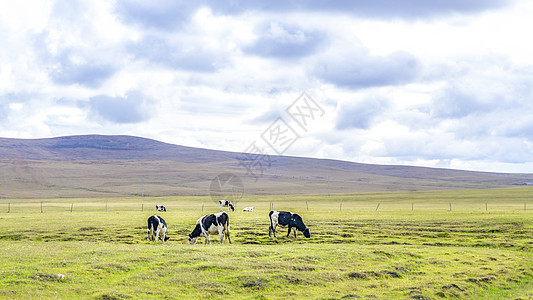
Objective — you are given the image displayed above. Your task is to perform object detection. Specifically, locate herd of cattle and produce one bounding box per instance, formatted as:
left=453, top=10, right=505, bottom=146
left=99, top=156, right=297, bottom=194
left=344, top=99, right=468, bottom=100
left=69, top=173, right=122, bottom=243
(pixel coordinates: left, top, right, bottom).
left=147, top=200, right=310, bottom=245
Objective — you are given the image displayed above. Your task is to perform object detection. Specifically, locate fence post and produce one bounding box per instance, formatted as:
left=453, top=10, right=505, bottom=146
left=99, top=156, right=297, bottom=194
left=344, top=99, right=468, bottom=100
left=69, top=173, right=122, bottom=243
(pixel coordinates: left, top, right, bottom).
left=449, top=203, right=452, bottom=211
left=141, top=203, right=144, bottom=212
left=339, top=203, right=342, bottom=211
left=485, top=203, right=488, bottom=211
left=375, top=203, right=380, bottom=211
left=106, top=201, right=108, bottom=212
left=306, top=201, right=309, bottom=211
left=41, top=201, right=43, bottom=213
left=70, top=203, right=73, bottom=213
left=7, top=203, right=10, bottom=213
left=411, top=203, right=413, bottom=211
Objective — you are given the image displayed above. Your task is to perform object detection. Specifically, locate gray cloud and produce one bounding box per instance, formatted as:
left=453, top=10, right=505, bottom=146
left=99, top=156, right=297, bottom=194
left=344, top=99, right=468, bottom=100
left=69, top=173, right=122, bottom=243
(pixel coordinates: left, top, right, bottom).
left=245, top=22, right=325, bottom=59
left=0, top=94, right=27, bottom=123
left=113, top=0, right=510, bottom=33
left=501, top=118, right=533, bottom=140
left=0, top=102, right=9, bottom=123
left=430, top=88, right=492, bottom=119
left=247, top=105, right=286, bottom=125
left=315, top=51, right=420, bottom=89
left=207, top=0, right=510, bottom=19
left=336, top=98, right=390, bottom=130
left=128, top=36, right=222, bottom=72
left=88, top=92, right=152, bottom=124
left=114, top=0, right=198, bottom=30
left=32, top=2, right=120, bottom=88
left=47, top=50, right=116, bottom=87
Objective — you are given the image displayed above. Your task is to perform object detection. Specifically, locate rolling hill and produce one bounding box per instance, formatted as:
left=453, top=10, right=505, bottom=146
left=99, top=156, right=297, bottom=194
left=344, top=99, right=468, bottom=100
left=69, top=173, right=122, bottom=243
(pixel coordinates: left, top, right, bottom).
left=0, top=135, right=532, bottom=198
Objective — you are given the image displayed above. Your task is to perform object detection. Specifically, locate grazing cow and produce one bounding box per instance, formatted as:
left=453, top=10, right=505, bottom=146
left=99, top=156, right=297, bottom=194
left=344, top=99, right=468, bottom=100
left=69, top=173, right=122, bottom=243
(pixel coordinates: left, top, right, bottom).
left=269, top=210, right=310, bottom=239
left=218, top=200, right=235, bottom=212
left=155, top=205, right=166, bottom=212
left=147, top=215, right=169, bottom=242
left=242, top=207, right=254, bottom=212
left=188, top=212, right=231, bottom=245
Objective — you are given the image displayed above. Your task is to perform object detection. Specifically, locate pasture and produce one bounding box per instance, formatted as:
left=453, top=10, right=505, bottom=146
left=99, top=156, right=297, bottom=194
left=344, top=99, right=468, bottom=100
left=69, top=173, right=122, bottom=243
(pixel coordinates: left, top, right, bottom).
left=0, top=187, right=532, bottom=299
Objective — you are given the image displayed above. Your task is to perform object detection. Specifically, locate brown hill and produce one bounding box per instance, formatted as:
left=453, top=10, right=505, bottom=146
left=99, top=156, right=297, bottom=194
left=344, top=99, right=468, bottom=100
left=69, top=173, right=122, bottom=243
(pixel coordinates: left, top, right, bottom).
left=0, top=135, right=531, bottom=198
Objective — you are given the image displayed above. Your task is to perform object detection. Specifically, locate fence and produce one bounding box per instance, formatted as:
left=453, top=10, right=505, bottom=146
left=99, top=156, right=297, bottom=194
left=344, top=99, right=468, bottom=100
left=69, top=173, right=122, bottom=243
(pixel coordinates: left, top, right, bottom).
left=1, top=200, right=530, bottom=214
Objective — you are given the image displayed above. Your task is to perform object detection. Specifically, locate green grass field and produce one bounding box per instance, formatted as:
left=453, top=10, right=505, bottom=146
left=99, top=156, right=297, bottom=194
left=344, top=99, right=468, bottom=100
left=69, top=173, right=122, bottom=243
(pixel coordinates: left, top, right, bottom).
left=0, top=188, right=532, bottom=299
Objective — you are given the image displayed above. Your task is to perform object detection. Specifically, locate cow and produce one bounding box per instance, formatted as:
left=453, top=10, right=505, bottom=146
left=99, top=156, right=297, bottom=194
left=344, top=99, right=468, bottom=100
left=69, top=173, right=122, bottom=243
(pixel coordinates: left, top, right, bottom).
left=268, top=210, right=310, bottom=239
left=188, top=212, right=231, bottom=245
left=242, top=206, right=254, bottom=212
left=155, top=205, right=166, bottom=212
left=218, top=200, right=235, bottom=212
left=147, top=215, right=169, bottom=242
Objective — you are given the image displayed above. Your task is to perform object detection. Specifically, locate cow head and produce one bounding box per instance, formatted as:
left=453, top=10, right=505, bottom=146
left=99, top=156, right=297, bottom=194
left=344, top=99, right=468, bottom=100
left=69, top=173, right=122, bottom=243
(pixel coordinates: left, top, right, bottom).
left=303, top=228, right=311, bottom=238
left=229, top=203, right=235, bottom=211
left=188, top=234, right=198, bottom=245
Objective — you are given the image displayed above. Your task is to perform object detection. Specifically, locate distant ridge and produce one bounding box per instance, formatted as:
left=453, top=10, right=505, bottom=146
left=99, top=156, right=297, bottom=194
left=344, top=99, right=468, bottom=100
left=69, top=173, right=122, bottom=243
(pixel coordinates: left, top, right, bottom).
left=0, top=135, right=234, bottom=162
left=0, top=135, right=532, bottom=198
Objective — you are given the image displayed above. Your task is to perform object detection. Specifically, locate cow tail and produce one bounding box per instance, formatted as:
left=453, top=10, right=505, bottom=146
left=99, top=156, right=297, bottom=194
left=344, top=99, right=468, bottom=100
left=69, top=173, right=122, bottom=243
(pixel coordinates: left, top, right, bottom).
left=226, top=212, right=229, bottom=228
left=269, top=210, right=274, bottom=232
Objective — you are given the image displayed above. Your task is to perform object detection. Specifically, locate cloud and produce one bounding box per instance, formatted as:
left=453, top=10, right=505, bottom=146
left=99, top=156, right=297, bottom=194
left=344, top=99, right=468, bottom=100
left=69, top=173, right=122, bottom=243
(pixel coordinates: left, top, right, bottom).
left=45, top=49, right=116, bottom=87
left=128, top=35, right=222, bottom=72
left=336, top=98, right=390, bottom=130
left=0, top=102, right=9, bottom=123
left=206, top=0, right=510, bottom=19
left=314, top=50, right=420, bottom=89
left=430, top=88, right=491, bottom=119
left=114, top=0, right=200, bottom=30
left=245, top=22, right=325, bottom=59
left=88, top=92, right=152, bottom=124
left=0, top=93, right=27, bottom=124
left=26, top=1, right=132, bottom=88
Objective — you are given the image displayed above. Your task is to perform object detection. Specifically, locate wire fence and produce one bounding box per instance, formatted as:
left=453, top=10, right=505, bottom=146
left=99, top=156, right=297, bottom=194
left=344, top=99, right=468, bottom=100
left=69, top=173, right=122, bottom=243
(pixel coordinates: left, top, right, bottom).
left=0, top=200, right=530, bottom=214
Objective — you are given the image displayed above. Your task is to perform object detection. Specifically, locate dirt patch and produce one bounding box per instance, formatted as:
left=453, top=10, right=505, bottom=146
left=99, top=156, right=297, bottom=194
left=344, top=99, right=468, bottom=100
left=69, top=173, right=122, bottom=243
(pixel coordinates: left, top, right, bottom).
left=442, top=283, right=464, bottom=291
left=243, top=240, right=261, bottom=244
left=30, top=273, right=61, bottom=281
left=93, top=263, right=130, bottom=273
left=78, top=226, right=102, bottom=232
left=241, top=277, right=268, bottom=289
left=467, top=276, right=495, bottom=285
left=348, top=269, right=404, bottom=279
left=292, top=265, right=315, bottom=271
left=96, top=293, right=130, bottom=300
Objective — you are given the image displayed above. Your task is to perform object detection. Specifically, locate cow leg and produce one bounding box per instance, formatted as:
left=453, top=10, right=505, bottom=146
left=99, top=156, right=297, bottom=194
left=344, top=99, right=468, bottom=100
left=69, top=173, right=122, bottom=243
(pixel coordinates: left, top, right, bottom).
left=147, top=227, right=151, bottom=241
left=294, top=229, right=297, bottom=238
left=287, top=226, right=292, bottom=237
left=203, top=232, right=211, bottom=245
left=218, top=227, right=224, bottom=244
left=155, top=227, right=161, bottom=242
left=226, top=228, right=231, bottom=244
left=148, top=226, right=156, bottom=241
left=270, top=224, right=277, bottom=238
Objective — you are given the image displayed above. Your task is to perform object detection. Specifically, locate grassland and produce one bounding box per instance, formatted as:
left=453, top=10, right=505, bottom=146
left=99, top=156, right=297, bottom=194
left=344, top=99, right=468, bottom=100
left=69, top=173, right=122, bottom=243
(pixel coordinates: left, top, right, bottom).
left=0, top=187, right=532, bottom=299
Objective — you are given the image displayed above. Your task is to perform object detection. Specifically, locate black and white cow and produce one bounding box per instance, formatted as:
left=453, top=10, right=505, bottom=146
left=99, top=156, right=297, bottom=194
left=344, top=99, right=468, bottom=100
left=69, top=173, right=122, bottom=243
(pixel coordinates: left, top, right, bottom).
left=218, top=200, right=235, bottom=212
left=155, top=205, right=166, bottom=212
left=269, top=210, right=310, bottom=239
left=147, top=215, right=169, bottom=242
left=188, top=212, right=231, bottom=245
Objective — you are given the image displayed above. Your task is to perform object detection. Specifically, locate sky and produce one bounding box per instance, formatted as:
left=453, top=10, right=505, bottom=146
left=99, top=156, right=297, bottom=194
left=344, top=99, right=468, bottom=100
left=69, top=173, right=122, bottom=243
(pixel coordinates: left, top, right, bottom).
left=1, top=0, right=533, bottom=173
